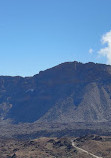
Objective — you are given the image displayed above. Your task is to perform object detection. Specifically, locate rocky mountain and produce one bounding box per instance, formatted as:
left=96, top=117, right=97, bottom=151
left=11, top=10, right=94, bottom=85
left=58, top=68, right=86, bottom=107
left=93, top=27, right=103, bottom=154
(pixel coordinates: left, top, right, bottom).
left=1, top=61, right=111, bottom=125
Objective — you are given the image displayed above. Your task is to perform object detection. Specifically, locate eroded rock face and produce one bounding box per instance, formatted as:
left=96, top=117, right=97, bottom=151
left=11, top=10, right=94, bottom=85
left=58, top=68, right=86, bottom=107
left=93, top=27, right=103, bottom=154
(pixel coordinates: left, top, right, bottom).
left=0, top=61, right=111, bottom=124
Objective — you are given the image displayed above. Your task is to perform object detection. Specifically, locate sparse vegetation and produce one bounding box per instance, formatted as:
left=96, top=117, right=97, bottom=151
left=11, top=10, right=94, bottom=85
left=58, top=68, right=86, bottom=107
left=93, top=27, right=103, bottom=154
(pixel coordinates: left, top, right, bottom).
left=0, top=135, right=111, bottom=158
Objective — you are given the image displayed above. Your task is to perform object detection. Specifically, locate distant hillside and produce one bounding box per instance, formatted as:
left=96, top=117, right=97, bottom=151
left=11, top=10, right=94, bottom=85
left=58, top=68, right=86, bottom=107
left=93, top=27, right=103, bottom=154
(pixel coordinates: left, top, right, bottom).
left=0, top=61, right=111, bottom=124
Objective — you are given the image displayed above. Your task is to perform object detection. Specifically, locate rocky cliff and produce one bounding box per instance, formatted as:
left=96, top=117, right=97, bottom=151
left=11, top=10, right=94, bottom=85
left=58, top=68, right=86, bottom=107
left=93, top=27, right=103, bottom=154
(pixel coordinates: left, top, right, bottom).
left=0, top=61, right=111, bottom=124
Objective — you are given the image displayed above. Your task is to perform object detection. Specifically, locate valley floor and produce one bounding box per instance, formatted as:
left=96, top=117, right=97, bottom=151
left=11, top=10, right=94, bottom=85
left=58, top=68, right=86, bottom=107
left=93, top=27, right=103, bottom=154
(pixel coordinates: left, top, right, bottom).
left=0, top=135, right=111, bottom=158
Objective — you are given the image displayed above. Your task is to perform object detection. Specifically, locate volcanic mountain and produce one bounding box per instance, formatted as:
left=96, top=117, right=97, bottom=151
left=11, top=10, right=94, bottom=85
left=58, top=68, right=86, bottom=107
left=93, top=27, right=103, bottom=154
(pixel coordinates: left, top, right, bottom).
left=0, top=61, right=111, bottom=124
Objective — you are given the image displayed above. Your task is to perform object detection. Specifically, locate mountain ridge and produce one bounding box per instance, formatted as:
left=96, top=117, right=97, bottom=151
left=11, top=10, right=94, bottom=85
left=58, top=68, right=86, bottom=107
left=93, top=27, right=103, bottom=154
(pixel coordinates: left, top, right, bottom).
left=0, top=61, right=111, bottom=124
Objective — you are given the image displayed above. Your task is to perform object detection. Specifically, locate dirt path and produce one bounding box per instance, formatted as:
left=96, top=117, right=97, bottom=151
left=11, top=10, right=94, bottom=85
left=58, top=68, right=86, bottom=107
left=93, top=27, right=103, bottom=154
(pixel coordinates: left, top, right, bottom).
left=72, top=141, right=102, bottom=158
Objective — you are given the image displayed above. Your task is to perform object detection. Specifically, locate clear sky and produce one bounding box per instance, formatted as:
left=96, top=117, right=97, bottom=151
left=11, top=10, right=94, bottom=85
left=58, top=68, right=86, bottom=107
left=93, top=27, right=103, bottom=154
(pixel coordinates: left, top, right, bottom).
left=0, top=0, right=111, bottom=76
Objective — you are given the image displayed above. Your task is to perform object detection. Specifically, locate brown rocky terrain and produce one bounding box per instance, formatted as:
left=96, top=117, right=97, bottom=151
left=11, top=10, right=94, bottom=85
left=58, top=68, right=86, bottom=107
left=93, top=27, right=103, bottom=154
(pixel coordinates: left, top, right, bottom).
left=0, top=135, right=111, bottom=158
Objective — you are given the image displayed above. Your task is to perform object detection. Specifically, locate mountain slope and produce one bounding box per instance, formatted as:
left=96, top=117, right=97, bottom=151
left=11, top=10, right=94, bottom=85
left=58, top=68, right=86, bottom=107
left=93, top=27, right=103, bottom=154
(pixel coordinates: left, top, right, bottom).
left=0, top=61, right=111, bottom=124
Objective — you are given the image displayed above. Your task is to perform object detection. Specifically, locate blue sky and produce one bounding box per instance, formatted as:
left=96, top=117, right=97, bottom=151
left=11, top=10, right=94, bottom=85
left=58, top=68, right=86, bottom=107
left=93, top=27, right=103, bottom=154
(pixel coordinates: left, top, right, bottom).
left=0, top=0, right=111, bottom=76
